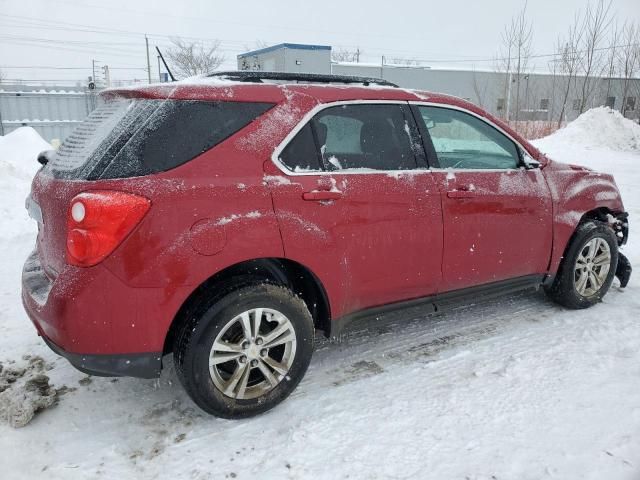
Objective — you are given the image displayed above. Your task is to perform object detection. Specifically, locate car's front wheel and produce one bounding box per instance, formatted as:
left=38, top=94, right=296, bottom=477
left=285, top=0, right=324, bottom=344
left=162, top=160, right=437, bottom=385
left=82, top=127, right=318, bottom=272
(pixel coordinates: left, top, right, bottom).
left=545, top=220, right=618, bottom=309
left=174, top=284, right=314, bottom=418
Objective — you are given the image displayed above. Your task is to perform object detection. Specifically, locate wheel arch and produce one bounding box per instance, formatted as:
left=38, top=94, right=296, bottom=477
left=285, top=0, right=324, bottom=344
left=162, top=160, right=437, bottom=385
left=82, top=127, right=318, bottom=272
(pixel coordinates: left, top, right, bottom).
left=573, top=207, right=627, bottom=247
left=548, top=205, right=625, bottom=281
left=163, top=258, right=332, bottom=355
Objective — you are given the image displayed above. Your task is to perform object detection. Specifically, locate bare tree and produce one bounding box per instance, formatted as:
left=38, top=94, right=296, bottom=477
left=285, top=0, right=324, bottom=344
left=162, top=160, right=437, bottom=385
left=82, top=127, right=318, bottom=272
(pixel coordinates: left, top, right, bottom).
left=471, top=68, right=489, bottom=108
left=494, top=27, right=514, bottom=120
left=166, top=37, right=225, bottom=78
left=0, top=68, right=4, bottom=82
left=577, top=0, right=614, bottom=113
left=617, top=21, right=640, bottom=116
left=555, top=16, right=584, bottom=127
left=604, top=21, right=619, bottom=99
left=331, top=47, right=362, bottom=63
left=544, top=54, right=560, bottom=126
left=496, top=2, right=533, bottom=125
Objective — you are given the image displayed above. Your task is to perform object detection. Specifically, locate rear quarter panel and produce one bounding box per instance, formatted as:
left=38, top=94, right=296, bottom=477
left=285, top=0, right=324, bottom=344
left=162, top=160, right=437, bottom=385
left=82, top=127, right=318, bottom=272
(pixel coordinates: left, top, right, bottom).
left=97, top=115, right=294, bottom=346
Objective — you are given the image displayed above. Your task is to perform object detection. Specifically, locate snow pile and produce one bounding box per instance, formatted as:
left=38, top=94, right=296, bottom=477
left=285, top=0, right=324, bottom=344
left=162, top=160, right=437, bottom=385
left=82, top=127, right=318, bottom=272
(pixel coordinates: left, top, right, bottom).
left=0, top=127, right=50, bottom=236
left=0, top=356, right=57, bottom=428
left=0, top=127, right=50, bottom=180
left=536, top=107, right=640, bottom=152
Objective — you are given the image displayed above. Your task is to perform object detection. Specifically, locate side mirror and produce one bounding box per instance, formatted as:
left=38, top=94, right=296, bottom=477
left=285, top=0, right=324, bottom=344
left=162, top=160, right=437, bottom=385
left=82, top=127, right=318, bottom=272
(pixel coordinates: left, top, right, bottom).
left=521, top=151, right=541, bottom=170
left=37, top=149, right=55, bottom=166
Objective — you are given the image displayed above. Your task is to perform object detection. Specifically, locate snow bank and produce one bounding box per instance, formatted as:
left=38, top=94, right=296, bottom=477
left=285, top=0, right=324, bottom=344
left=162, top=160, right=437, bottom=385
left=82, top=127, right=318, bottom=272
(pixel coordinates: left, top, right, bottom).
left=535, top=107, right=640, bottom=152
left=0, top=127, right=50, bottom=237
left=0, top=127, right=50, bottom=180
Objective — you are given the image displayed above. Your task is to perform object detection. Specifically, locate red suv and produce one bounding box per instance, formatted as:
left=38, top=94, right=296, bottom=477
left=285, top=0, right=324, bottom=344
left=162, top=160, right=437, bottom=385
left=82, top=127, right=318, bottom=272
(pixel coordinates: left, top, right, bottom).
left=22, top=72, right=631, bottom=418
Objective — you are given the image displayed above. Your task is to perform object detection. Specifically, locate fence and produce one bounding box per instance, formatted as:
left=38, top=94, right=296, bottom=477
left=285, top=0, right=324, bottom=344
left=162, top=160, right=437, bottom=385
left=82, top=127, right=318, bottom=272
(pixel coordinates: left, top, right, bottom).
left=0, top=83, right=99, bottom=142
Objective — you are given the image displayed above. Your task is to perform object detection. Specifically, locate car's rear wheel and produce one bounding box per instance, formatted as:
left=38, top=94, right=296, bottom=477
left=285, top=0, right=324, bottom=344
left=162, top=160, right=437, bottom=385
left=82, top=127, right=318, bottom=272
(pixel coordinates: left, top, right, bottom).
left=174, top=283, right=314, bottom=418
left=545, top=220, right=618, bottom=309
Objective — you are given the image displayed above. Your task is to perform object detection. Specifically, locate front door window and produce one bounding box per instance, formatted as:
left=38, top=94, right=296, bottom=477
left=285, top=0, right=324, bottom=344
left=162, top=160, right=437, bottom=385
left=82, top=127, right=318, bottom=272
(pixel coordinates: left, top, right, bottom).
left=417, top=106, right=520, bottom=170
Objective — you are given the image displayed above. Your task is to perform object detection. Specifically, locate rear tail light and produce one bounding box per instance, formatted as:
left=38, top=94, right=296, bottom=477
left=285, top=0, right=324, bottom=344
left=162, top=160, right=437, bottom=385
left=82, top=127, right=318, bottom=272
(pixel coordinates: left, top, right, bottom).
left=66, top=191, right=151, bottom=267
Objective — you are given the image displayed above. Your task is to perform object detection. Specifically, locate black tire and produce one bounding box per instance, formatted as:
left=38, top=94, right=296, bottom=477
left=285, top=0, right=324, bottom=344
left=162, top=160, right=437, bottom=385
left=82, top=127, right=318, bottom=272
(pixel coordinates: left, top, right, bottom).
left=545, top=220, right=618, bottom=309
left=173, top=283, right=314, bottom=419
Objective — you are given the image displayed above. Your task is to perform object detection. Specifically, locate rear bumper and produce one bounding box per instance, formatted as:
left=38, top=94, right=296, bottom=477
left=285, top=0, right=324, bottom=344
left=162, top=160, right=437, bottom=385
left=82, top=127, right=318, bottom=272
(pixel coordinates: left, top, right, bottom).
left=42, top=336, right=161, bottom=378
left=21, top=249, right=167, bottom=377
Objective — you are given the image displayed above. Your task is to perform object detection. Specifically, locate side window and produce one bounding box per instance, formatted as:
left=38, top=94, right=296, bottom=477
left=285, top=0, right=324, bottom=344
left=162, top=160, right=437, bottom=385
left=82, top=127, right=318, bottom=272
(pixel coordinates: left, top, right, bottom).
left=279, top=123, right=321, bottom=172
left=313, top=104, right=417, bottom=171
left=100, top=101, right=274, bottom=179
left=417, top=106, right=520, bottom=170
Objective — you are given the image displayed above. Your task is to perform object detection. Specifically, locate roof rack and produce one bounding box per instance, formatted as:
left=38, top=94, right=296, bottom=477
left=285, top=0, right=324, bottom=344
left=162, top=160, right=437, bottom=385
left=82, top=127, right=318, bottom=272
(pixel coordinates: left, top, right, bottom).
left=206, top=71, right=398, bottom=88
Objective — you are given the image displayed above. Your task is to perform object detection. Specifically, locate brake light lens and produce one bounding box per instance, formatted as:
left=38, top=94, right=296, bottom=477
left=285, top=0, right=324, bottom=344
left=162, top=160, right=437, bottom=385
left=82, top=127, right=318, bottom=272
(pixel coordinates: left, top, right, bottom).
left=66, top=191, right=151, bottom=267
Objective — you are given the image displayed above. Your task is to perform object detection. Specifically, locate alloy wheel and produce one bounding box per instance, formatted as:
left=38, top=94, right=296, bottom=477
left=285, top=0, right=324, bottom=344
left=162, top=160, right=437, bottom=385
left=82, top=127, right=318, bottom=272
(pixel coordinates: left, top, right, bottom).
left=209, top=308, right=297, bottom=400
left=573, top=237, right=611, bottom=297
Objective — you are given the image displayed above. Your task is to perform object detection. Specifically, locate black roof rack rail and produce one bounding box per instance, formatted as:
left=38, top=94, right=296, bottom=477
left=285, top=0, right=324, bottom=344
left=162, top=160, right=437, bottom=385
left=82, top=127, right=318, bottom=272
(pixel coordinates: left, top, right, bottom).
left=206, top=71, right=398, bottom=88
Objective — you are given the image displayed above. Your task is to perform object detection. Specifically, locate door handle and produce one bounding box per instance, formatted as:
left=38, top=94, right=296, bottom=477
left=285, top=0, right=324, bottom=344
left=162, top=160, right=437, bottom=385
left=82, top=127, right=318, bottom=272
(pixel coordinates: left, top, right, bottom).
left=302, top=190, right=343, bottom=201
left=447, top=190, right=475, bottom=199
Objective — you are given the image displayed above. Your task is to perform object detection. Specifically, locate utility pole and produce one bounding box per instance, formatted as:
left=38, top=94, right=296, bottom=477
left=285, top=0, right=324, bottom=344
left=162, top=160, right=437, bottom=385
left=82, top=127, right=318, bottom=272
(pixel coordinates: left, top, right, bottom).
left=102, top=65, right=111, bottom=88
left=145, top=35, right=151, bottom=83
left=355, top=47, right=360, bottom=63
left=92, top=59, right=96, bottom=84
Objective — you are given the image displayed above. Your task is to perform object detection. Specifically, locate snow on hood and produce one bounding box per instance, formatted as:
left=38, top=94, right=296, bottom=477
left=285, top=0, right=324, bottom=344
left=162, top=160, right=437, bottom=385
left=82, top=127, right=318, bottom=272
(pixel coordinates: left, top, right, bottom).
left=535, top=107, right=640, bottom=152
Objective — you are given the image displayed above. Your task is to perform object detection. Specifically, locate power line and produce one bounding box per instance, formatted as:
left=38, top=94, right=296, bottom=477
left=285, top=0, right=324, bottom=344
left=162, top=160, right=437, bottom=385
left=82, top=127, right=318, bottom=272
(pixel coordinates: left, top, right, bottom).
left=0, top=39, right=145, bottom=58
left=11, top=0, right=438, bottom=45
left=1, top=12, right=470, bottom=63
left=1, top=12, right=638, bottom=74
left=0, top=65, right=146, bottom=70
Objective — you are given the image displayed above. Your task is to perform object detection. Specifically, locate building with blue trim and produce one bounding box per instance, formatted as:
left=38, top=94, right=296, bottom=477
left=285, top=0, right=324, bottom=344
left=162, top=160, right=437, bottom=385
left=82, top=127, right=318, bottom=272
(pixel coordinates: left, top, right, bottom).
left=238, top=43, right=332, bottom=74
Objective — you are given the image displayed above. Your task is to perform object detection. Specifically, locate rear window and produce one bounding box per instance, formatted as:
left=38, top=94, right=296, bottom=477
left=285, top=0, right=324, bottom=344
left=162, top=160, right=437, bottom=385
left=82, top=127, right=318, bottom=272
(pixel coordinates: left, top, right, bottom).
left=48, top=98, right=274, bottom=180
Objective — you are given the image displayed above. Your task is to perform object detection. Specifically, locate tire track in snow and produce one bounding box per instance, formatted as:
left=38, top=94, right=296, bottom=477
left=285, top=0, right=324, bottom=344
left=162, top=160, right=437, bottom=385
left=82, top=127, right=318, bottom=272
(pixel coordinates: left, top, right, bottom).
left=292, top=289, right=559, bottom=397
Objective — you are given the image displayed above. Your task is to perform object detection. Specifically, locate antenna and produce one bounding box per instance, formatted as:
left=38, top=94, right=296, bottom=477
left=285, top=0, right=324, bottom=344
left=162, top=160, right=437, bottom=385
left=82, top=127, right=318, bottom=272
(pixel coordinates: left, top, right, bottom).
left=155, top=46, right=176, bottom=82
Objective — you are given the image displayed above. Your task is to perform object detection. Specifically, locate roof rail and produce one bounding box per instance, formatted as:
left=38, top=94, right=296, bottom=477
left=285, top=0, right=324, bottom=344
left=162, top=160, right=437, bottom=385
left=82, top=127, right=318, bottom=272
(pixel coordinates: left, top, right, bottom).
left=206, top=71, right=398, bottom=88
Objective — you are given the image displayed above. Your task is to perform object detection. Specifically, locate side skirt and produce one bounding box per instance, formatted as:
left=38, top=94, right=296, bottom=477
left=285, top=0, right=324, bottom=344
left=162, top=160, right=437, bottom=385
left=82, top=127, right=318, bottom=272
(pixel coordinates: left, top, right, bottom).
left=328, top=274, right=546, bottom=338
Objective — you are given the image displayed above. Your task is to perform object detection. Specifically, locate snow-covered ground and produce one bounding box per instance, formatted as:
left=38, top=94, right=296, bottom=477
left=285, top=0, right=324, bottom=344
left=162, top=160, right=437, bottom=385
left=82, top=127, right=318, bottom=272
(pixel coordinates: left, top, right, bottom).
left=0, top=110, right=639, bottom=479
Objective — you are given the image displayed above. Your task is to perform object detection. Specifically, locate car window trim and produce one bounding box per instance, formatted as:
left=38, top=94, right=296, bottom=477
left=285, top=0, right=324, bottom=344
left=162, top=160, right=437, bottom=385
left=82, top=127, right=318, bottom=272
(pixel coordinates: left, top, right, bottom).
left=408, top=104, right=438, bottom=169
left=308, top=121, right=330, bottom=171
left=271, top=100, right=430, bottom=176
left=400, top=104, right=429, bottom=168
left=409, top=102, right=528, bottom=171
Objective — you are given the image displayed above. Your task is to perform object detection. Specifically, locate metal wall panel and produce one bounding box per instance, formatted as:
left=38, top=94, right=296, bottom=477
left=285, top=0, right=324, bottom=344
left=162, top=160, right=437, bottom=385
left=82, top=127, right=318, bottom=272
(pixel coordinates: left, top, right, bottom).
left=0, top=84, right=97, bottom=141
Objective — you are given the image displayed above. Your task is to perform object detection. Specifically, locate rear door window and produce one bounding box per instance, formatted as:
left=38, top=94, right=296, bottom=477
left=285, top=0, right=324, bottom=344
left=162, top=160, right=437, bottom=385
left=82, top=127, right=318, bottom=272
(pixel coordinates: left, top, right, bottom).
left=313, top=104, right=417, bottom=171
left=278, top=123, right=322, bottom=172
left=48, top=99, right=274, bottom=180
